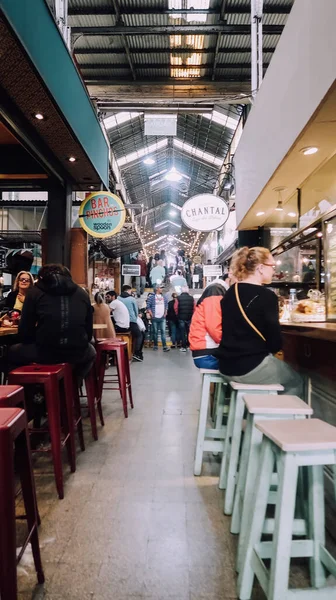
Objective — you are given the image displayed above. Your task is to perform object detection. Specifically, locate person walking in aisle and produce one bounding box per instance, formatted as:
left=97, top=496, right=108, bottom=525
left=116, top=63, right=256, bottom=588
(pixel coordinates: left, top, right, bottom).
left=177, top=287, right=195, bottom=352
left=146, top=286, right=170, bottom=352
left=217, top=247, right=303, bottom=396
left=135, top=251, right=147, bottom=298
left=119, top=285, right=144, bottom=362
left=150, top=260, right=166, bottom=288
left=167, top=292, right=180, bottom=349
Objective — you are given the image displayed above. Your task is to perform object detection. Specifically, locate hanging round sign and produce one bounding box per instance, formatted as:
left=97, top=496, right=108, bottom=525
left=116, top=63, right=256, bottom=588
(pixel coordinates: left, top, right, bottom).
left=79, top=191, right=125, bottom=238
left=181, top=194, right=229, bottom=232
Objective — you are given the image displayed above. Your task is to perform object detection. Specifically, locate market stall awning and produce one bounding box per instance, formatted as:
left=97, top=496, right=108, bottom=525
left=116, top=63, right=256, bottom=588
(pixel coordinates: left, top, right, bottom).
left=0, top=0, right=109, bottom=191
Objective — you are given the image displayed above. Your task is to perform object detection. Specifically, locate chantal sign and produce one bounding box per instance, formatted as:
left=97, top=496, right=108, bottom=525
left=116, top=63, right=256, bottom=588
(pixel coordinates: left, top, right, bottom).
left=79, top=191, right=125, bottom=238
left=181, top=194, right=229, bottom=232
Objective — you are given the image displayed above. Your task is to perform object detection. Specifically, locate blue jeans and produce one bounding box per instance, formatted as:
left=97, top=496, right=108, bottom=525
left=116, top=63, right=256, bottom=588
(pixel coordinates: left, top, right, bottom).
left=152, top=317, right=167, bottom=348
left=169, top=321, right=181, bottom=345
left=179, top=319, right=191, bottom=349
left=194, top=355, right=219, bottom=370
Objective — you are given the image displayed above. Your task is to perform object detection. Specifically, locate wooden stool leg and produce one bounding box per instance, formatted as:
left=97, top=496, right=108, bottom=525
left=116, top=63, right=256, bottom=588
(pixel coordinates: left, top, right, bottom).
left=116, top=347, right=128, bottom=418
left=16, top=427, right=44, bottom=584
left=73, top=376, right=85, bottom=452
left=0, top=428, right=17, bottom=600
left=60, top=378, right=76, bottom=474
left=194, top=375, right=211, bottom=476
left=92, top=362, right=104, bottom=428
left=124, top=346, right=134, bottom=409
left=219, top=388, right=236, bottom=490
left=268, top=452, right=298, bottom=600
left=44, top=379, right=64, bottom=499
left=85, top=372, right=98, bottom=441
left=308, top=465, right=327, bottom=589
left=238, top=438, right=274, bottom=600
left=224, top=390, right=245, bottom=515
left=231, top=413, right=254, bottom=536
left=214, top=382, right=226, bottom=431
left=236, top=417, right=263, bottom=571
left=96, top=349, right=106, bottom=403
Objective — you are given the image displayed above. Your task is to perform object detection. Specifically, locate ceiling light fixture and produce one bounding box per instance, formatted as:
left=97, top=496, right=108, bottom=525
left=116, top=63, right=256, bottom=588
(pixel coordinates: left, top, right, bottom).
left=301, top=146, right=319, bottom=156
left=34, top=113, right=45, bottom=120
left=256, top=211, right=265, bottom=217
left=169, top=210, right=177, bottom=217
left=68, top=156, right=77, bottom=163
left=143, top=157, right=155, bottom=165
left=288, top=212, right=296, bottom=217
left=88, top=185, right=95, bottom=190
left=165, top=167, right=182, bottom=182
left=275, top=201, right=283, bottom=212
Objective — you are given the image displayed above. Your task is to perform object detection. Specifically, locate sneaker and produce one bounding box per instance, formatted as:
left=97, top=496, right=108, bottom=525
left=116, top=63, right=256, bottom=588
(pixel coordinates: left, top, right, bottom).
left=180, top=347, right=187, bottom=352
left=133, top=354, right=143, bottom=362
left=163, top=346, right=170, bottom=352
left=171, top=344, right=176, bottom=349
left=153, top=346, right=159, bottom=351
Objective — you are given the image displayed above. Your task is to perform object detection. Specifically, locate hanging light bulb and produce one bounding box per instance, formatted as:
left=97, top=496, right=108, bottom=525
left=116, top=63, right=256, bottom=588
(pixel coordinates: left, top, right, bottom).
left=275, top=200, right=284, bottom=212
left=165, top=167, right=182, bottom=182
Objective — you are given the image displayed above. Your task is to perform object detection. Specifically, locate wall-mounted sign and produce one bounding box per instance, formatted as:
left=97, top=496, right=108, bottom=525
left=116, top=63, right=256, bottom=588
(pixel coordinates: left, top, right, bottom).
left=203, top=264, right=223, bottom=278
left=181, top=194, right=229, bottom=232
left=79, top=191, right=125, bottom=238
left=193, top=255, right=202, bottom=264
left=122, top=264, right=141, bottom=276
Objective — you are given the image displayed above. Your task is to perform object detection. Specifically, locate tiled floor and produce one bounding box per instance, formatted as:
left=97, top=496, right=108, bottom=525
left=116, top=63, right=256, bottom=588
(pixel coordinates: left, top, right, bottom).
left=16, top=349, right=334, bottom=599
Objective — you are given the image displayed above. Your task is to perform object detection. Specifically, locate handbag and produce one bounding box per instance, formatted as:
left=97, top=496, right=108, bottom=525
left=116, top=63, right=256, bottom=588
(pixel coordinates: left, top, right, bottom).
left=234, top=284, right=284, bottom=360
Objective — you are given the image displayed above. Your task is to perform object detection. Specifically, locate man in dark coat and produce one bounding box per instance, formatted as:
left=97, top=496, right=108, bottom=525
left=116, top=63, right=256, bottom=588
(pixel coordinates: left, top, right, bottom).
left=9, top=264, right=95, bottom=378
left=177, top=288, right=195, bottom=352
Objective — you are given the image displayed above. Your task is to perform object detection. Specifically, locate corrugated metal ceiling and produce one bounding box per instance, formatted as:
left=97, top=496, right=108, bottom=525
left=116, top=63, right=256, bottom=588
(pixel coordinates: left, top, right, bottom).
left=67, top=0, right=294, bottom=249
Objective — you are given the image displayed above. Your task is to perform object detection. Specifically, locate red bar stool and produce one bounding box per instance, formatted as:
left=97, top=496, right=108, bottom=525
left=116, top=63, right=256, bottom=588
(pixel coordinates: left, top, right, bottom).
left=8, top=364, right=76, bottom=499
left=0, top=407, right=44, bottom=599
left=96, top=339, right=134, bottom=418
left=78, top=362, right=104, bottom=442
left=60, top=363, right=85, bottom=452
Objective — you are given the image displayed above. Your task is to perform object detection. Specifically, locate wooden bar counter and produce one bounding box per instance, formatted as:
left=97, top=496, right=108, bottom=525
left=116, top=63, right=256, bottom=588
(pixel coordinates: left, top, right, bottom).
left=281, top=321, right=336, bottom=535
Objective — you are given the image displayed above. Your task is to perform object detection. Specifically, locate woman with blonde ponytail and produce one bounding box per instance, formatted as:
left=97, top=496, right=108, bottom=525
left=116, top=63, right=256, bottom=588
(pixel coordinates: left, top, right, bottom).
left=217, top=247, right=303, bottom=396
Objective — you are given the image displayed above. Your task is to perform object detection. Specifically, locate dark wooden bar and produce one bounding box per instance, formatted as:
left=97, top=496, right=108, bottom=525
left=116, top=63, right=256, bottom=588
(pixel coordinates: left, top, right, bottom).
left=282, top=322, right=336, bottom=539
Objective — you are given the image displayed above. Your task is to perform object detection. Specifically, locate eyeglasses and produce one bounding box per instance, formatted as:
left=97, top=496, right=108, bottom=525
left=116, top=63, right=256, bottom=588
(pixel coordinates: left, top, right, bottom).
left=19, top=278, right=31, bottom=283
left=262, top=263, right=276, bottom=270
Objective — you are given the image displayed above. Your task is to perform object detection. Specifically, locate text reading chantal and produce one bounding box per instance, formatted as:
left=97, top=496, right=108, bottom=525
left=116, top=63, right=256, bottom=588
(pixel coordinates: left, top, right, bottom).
left=185, top=206, right=227, bottom=218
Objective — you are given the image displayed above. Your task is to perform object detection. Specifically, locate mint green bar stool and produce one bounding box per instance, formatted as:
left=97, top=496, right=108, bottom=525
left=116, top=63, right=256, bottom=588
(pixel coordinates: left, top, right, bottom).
left=218, top=381, right=284, bottom=515
left=194, top=369, right=227, bottom=476
left=233, top=394, right=313, bottom=574
left=238, top=418, right=336, bottom=600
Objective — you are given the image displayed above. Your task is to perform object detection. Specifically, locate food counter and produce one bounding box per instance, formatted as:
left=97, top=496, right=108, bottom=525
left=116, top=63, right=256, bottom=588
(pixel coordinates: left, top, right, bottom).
left=281, top=322, right=336, bottom=535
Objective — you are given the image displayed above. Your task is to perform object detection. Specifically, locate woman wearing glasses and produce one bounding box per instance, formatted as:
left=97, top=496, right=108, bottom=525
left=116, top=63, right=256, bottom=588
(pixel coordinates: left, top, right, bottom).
left=217, top=246, right=303, bottom=396
left=1, top=271, right=34, bottom=312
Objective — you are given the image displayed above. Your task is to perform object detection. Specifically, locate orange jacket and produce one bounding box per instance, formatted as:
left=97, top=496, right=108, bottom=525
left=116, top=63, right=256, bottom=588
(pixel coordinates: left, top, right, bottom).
left=189, top=295, right=223, bottom=357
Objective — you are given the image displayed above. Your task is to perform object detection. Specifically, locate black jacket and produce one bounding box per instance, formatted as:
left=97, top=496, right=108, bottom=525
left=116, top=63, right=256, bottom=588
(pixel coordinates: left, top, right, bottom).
left=0, top=290, right=19, bottom=311
left=177, top=292, right=194, bottom=322
left=217, top=283, right=282, bottom=376
left=167, top=298, right=178, bottom=323
left=19, top=273, right=93, bottom=360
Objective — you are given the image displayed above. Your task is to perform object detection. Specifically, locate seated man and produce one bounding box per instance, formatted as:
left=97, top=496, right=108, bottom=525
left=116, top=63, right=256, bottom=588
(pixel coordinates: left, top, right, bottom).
left=9, top=264, right=96, bottom=379
left=107, top=290, right=130, bottom=333
left=118, top=285, right=144, bottom=362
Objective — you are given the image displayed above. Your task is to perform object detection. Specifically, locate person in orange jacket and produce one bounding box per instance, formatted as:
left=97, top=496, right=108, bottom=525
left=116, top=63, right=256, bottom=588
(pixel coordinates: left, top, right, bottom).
left=189, top=272, right=236, bottom=369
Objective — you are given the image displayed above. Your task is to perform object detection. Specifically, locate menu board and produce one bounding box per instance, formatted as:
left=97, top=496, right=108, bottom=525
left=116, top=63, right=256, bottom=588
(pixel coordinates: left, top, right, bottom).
left=324, top=216, right=336, bottom=320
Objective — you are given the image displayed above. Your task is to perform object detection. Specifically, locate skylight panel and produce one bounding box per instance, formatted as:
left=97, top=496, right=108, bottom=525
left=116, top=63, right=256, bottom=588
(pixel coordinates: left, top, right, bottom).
left=117, top=139, right=168, bottom=167
left=202, top=110, right=239, bottom=131
left=104, top=112, right=142, bottom=131
left=173, top=139, right=222, bottom=167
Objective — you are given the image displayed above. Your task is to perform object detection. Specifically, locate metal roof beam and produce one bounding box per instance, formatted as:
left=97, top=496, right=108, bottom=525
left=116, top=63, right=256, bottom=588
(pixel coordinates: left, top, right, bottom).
left=69, top=5, right=290, bottom=16
left=99, top=103, right=215, bottom=112
left=111, top=0, right=136, bottom=80
left=81, top=62, right=268, bottom=70
left=74, top=47, right=276, bottom=55
left=71, top=24, right=284, bottom=35
left=85, top=77, right=251, bottom=84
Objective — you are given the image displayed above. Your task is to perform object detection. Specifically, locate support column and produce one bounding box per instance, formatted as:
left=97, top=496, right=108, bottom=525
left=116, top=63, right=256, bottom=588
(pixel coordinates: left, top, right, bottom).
left=45, top=183, right=72, bottom=267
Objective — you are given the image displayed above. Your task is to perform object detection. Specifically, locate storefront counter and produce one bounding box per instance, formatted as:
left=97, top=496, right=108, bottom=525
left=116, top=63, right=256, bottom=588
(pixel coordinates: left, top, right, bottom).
left=281, top=322, right=336, bottom=535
